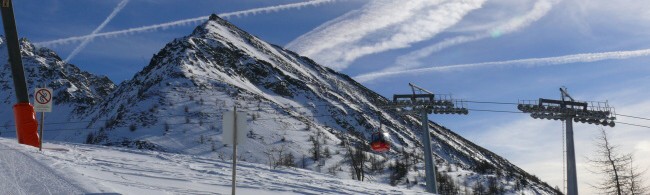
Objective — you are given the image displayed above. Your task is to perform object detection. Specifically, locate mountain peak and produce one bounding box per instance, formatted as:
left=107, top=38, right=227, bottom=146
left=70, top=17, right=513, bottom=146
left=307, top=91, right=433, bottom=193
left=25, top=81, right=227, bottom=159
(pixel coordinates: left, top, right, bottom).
left=207, top=13, right=235, bottom=27
left=208, top=13, right=220, bottom=22
left=192, top=13, right=252, bottom=40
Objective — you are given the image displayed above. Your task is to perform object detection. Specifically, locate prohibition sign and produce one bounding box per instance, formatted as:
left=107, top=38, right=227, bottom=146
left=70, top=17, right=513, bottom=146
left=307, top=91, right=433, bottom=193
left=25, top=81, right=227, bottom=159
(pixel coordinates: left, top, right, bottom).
left=35, top=88, right=52, bottom=105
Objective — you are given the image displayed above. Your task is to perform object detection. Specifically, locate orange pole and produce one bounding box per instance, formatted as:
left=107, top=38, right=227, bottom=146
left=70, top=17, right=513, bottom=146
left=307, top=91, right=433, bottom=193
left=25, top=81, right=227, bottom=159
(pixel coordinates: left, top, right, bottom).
left=13, top=103, right=40, bottom=147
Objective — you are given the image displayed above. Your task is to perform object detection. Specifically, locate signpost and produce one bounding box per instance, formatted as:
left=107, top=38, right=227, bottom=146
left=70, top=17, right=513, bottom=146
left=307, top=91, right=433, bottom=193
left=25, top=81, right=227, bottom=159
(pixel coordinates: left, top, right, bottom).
left=222, top=106, right=247, bottom=195
left=34, top=87, right=52, bottom=151
left=34, top=88, right=52, bottom=112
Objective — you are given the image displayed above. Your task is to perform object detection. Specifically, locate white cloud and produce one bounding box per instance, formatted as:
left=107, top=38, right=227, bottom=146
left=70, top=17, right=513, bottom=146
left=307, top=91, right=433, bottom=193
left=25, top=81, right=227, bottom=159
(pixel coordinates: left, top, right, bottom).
left=65, top=0, right=130, bottom=62
left=571, top=0, right=650, bottom=24
left=354, top=48, right=650, bottom=82
left=368, top=0, right=558, bottom=75
left=636, top=141, right=650, bottom=152
left=286, top=0, right=486, bottom=70
left=35, top=0, right=338, bottom=47
left=561, top=0, right=650, bottom=39
left=287, top=1, right=436, bottom=62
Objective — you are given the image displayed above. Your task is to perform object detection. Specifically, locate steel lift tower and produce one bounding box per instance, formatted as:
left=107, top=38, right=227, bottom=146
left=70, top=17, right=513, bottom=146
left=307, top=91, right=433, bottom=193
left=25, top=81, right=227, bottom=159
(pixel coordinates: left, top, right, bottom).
left=517, top=87, right=616, bottom=195
left=389, top=83, right=468, bottom=193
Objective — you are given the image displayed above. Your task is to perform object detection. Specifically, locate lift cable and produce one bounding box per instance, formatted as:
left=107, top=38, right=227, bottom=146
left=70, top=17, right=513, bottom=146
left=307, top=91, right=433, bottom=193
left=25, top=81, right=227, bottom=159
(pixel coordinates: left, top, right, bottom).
left=616, top=122, right=650, bottom=129
left=467, top=108, right=523, bottom=114
left=464, top=100, right=519, bottom=105
left=616, top=114, right=650, bottom=121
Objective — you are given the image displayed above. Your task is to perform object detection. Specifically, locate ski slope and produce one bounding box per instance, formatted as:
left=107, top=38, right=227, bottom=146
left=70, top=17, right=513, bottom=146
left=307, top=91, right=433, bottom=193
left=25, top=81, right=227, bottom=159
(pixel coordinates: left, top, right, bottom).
left=0, top=141, right=84, bottom=194
left=0, top=138, right=425, bottom=194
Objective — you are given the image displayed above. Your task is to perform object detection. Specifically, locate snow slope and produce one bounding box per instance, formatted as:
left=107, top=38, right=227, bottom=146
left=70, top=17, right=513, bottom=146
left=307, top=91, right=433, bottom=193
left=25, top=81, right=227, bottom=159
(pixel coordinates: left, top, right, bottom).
left=0, top=140, right=84, bottom=194
left=0, top=137, right=426, bottom=194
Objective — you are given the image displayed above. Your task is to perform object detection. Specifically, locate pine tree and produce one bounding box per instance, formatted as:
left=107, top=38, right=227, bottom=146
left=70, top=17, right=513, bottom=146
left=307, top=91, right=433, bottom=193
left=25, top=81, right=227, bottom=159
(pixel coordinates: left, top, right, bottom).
left=281, top=153, right=296, bottom=167
left=347, top=144, right=366, bottom=181
left=487, top=177, right=499, bottom=194
left=369, top=154, right=385, bottom=172
left=628, top=155, right=649, bottom=194
left=472, top=181, right=486, bottom=195
left=588, top=129, right=632, bottom=195
left=437, top=172, right=459, bottom=195
left=323, top=147, right=331, bottom=158
left=389, top=159, right=407, bottom=186
left=309, top=130, right=323, bottom=161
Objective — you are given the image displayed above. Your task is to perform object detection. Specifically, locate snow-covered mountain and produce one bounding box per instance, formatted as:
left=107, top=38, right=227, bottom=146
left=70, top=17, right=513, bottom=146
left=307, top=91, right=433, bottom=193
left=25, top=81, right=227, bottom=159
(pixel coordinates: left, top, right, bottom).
left=0, top=14, right=560, bottom=194
left=0, top=37, right=115, bottom=140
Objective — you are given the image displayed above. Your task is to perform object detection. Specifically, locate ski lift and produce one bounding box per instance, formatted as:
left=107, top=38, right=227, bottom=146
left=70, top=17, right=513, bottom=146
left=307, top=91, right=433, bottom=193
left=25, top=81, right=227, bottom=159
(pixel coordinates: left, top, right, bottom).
left=370, top=131, right=390, bottom=152
left=370, top=112, right=390, bottom=152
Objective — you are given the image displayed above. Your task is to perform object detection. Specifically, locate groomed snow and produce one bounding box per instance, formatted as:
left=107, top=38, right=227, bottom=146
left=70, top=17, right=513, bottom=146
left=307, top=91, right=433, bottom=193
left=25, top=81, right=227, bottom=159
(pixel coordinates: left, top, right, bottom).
left=0, top=140, right=84, bottom=194
left=0, top=138, right=426, bottom=194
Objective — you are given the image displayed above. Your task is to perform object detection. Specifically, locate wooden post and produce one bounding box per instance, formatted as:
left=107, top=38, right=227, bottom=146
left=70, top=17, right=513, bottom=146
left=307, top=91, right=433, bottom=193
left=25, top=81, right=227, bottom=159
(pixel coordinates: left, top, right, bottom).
left=38, top=83, right=45, bottom=151
left=39, top=112, right=43, bottom=151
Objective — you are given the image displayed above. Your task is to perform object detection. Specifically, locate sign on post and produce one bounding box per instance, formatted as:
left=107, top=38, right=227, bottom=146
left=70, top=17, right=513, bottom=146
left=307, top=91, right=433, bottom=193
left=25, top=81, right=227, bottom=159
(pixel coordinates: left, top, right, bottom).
left=34, top=87, right=52, bottom=151
left=222, top=111, right=247, bottom=145
left=222, top=107, right=247, bottom=195
left=34, top=88, right=53, bottom=112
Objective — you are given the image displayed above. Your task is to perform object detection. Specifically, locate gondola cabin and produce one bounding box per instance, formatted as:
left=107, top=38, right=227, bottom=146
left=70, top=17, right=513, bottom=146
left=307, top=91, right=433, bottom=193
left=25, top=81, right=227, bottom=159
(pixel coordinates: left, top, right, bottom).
left=370, top=132, right=390, bottom=152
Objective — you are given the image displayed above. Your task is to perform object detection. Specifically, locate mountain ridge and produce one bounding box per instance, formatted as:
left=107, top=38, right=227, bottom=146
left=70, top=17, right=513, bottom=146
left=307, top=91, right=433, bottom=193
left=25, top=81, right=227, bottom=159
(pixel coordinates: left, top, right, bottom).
left=0, top=36, right=115, bottom=141
left=0, top=14, right=559, bottom=194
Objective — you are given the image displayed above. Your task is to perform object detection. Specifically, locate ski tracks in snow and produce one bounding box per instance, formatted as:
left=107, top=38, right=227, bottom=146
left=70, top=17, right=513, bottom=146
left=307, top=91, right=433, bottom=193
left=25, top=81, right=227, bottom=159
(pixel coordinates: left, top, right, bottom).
left=0, top=138, right=423, bottom=194
left=0, top=142, right=84, bottom=195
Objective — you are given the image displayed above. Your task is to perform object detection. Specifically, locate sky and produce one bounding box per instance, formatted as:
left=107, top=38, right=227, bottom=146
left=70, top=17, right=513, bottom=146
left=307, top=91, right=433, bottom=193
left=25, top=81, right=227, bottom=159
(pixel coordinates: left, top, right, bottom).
left=4, top=0, right=650, bottom=194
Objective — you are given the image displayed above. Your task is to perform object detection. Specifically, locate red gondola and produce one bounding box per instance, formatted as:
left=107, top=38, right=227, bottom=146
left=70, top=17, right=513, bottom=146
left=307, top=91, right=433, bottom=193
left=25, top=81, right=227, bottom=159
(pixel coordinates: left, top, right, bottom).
left=370, top=111, right=390, bottom=152
left=370, top=131, right=390, bottom=152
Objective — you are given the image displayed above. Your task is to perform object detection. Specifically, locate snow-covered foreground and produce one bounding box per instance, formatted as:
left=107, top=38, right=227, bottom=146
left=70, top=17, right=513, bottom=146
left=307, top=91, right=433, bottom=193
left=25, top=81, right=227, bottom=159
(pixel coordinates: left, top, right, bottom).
left=0, top=138, right=425, bottom=195
left=0, top=141, right=84, bottom=194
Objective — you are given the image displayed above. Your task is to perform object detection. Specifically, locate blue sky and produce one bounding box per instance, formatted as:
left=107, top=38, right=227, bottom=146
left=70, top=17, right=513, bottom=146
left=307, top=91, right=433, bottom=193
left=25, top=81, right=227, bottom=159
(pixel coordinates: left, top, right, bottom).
left=5, top=0, right=650, bottom=193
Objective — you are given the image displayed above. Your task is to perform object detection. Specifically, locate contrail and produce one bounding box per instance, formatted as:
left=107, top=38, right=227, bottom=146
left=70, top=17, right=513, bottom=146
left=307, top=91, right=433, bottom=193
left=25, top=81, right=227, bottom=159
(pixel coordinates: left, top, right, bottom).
left=383, top=0, right=558, bottom=73
left=65, top=0, right=130, bottom=62
left=286, top=0, right=486, bottom=70
left=354, top=49, right=650, bottom=82
left=35, top=0, right=337, bottom=47
left=285, top=1, right=442, bottom=63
